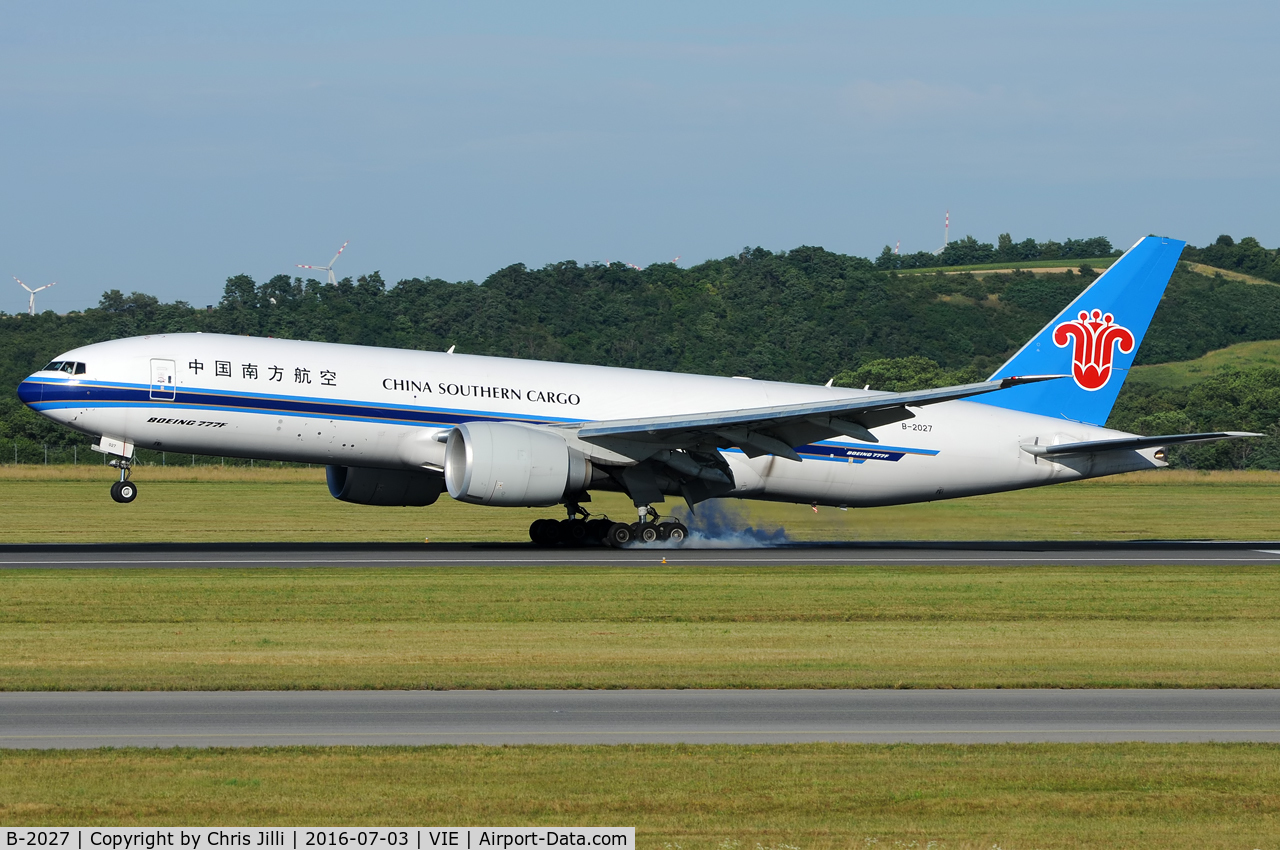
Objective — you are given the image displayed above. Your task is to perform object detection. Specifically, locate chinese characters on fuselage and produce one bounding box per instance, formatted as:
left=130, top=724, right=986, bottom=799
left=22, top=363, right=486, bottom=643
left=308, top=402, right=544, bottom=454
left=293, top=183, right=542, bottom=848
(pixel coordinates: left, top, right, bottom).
left=188, top=359, right=337, bottom=387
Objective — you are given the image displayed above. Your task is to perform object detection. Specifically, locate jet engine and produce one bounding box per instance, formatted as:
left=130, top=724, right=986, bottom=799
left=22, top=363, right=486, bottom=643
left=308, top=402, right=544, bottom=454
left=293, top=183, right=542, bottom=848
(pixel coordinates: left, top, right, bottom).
left=326, top=465, right=445, bottom=506
left=444, top=422, right=592, bottom=506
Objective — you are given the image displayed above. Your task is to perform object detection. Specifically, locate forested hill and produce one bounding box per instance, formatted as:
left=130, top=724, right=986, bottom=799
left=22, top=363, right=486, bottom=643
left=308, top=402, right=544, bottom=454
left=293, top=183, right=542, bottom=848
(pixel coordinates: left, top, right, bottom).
left=5, top=238, right=1280, bottom=455
left=1181, top=235, right=1280, bottom=285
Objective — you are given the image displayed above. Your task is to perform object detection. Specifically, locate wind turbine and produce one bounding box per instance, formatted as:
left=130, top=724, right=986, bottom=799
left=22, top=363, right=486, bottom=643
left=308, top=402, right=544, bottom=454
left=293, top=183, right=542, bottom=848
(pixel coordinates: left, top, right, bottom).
left=296, top=241, right=349, bottom=284
left=14, top=277, right=56, bottom=316
left=624, top=255, right=682, bottom=271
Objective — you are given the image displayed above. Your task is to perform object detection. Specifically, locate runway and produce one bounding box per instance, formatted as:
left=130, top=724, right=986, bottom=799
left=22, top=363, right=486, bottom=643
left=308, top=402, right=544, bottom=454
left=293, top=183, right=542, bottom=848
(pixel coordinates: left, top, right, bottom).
left=3, top=689, right=1278, bottom=747
left=3, top=540, right=1280, bottom=567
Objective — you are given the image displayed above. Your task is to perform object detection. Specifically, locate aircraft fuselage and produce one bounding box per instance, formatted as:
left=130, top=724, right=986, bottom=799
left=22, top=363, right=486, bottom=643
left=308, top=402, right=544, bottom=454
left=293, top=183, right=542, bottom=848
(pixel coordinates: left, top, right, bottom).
left=18, top=332, right=1157, bottom=509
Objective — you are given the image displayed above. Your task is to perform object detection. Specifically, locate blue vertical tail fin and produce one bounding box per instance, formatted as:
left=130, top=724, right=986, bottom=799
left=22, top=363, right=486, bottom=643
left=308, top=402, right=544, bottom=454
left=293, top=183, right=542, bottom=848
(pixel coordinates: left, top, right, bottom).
left=980, top=235, right=1184, bottom=426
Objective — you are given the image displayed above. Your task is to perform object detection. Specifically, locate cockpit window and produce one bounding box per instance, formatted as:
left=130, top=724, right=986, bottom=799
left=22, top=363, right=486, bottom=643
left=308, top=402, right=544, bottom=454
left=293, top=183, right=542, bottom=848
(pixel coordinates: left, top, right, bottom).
left=44, top=361, right=64, bottom=372
left=41, top=361, right=83, bottom=375
left=74, top=362, right=86, bottom=375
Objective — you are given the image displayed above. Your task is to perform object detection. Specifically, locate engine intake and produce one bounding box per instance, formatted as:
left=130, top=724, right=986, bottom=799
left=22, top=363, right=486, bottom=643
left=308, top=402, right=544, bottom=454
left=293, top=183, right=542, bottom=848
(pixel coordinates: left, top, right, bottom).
left=326, top=465, right=445, bottom=506
left=444, top=422, right=591, bottom=506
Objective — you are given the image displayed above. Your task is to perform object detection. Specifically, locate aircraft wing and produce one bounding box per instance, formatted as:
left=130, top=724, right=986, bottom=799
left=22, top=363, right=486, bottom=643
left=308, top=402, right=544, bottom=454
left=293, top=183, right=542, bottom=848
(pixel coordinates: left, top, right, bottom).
left=575, top=374, right=1062, bottom=461
left=1023, top=431, right=1261, bottom=457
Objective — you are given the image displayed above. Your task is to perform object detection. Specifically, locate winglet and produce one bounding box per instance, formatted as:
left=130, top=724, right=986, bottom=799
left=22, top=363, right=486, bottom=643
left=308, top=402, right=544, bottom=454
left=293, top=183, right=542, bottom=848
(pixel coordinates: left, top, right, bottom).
left=998, top=374, right=1068, bottom=390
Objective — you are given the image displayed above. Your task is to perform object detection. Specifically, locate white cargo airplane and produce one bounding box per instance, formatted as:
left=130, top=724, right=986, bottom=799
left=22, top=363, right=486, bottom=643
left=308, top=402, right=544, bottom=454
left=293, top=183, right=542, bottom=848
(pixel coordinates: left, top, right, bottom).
left=18, top=236, right=1256, bottom=546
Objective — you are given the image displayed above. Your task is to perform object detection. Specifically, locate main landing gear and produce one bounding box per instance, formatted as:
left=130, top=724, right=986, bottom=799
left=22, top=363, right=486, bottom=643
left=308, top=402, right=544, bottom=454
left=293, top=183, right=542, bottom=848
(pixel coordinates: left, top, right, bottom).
left=529, top=503, right=687, bottom=548
left=108, top=457, right=137, bottom=503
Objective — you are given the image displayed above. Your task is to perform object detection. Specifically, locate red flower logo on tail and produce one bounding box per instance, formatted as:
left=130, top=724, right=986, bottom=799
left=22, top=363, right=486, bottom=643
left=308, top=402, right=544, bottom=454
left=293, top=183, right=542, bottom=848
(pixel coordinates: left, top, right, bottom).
left=1053, top=309, right=1135, bottom=391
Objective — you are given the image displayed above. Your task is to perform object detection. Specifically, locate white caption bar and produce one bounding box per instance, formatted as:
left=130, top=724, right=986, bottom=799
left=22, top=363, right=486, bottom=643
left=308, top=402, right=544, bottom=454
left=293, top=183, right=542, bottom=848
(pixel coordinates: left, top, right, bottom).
left=4, top=829, right=634, bottom=850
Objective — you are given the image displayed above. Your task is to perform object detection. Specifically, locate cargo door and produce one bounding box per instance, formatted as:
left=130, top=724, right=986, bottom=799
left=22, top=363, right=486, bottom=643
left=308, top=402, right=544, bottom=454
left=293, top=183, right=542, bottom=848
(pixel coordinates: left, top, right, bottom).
left=150, top=358, right=176, bottom=401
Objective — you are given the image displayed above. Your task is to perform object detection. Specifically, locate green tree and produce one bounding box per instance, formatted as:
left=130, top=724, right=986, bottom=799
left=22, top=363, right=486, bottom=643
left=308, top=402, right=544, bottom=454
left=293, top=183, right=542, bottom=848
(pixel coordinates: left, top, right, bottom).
left=996, top=233, right=1014, bottom=261
left=832, top=356, right=982, bottom=393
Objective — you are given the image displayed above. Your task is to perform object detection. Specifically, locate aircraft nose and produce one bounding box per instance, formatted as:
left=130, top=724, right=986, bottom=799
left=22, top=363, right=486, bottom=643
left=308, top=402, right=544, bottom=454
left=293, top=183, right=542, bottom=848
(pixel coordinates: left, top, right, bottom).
left=16, top=376, right=43, bottom=406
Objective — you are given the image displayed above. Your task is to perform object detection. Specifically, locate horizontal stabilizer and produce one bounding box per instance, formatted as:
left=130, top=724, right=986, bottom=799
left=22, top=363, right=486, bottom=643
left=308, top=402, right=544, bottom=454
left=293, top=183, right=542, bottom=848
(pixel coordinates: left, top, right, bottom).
left=1023, top=431, right=1261, bottom=457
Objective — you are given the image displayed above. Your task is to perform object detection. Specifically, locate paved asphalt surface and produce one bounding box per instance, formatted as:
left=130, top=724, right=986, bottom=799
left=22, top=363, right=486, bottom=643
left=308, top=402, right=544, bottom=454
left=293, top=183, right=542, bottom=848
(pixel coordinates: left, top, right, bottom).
left=3, top=690, right=1279, bottom=747
left=4, top=540, right=1280, bottom=567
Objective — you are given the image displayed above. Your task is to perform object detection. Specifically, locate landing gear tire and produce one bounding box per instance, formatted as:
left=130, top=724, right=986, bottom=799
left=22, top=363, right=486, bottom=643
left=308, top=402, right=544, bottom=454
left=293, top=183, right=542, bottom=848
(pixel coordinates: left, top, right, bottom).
left=110, top=480, right=137, bottom=503
left=638, top=524, right=660, bottom=544
left=665, top=522, right=688, bottom=545
left=586, top=518, right=613, bottom=545
left=530, top=518, right=558, bottom=546
left=605, top=522, right=633, bottom=547
left=559, top=518, right=589, bottom=547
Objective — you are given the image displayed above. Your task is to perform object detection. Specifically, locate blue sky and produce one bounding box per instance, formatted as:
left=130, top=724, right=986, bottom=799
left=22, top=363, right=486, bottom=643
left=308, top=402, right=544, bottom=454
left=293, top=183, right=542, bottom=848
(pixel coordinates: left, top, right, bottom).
left=3, top=1, right=1277, bottom=313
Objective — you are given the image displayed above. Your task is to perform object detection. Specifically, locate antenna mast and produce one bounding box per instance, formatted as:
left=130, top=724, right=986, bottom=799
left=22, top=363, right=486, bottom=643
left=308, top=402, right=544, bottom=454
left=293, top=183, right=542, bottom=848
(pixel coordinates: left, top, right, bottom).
left=933, top=210, right=952, bottom=256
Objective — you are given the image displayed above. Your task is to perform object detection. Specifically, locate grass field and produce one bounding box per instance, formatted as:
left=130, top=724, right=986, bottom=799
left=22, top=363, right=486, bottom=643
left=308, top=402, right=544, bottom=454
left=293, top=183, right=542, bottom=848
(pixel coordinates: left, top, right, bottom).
left=2, top=744, right=1278, bottom=848
left=4, top=465, right=1280, bottom=688
left=891, top=258, right=1274, bottom=288
left=5, top=563, right=1280, bottom=689
left=1183, top=261, right=1278, bottom=287
left=892, top=257, right=1117, bottom=276
left=6, top=469, right=1280, bottom=843
left=1128, top=338, right=1280, bottom=389
left=3, top=465, right=1280, bottom=543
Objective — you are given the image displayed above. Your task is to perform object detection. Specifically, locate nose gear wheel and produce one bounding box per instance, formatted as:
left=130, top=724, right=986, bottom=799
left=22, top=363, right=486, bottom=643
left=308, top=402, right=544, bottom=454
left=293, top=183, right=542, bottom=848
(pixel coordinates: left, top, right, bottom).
left=110, top=480, right=137, bottom=503
left=107, top=456, right=138, bottom=503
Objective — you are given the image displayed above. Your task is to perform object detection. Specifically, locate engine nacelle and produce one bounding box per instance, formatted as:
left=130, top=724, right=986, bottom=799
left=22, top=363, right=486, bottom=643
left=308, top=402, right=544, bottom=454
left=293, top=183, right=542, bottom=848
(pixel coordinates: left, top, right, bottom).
left=326, top=465, right=445, bottom=506
left=444, top=422, right=592, bottom=506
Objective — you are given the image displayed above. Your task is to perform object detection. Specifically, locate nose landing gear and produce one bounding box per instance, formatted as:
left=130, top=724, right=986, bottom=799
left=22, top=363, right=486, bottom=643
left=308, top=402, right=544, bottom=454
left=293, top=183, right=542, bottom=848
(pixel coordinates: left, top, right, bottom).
left=108, top=457, right=137, bottom=503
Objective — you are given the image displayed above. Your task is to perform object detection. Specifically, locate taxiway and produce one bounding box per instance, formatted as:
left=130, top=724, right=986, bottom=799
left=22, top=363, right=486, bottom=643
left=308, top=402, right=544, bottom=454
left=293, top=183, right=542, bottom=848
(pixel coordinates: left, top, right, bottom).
left=3, top=689, right=1279, bottom=747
